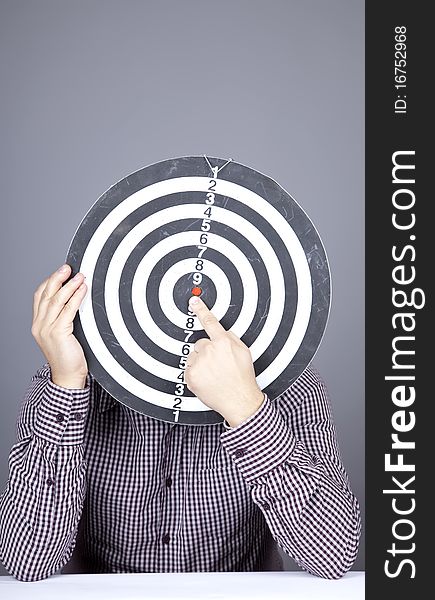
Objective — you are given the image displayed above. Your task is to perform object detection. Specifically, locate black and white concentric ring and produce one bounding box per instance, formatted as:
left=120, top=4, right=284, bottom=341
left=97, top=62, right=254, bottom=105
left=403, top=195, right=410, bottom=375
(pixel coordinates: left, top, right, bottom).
left=67, top=157, right=330, bottom=425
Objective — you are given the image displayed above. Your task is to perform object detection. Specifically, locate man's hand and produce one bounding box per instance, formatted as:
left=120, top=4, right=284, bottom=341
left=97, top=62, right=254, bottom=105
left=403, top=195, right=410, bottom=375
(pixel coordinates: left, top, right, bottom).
left=184, top=296, right=264, bottom=427
left=31, top=264, right=88, bottom=389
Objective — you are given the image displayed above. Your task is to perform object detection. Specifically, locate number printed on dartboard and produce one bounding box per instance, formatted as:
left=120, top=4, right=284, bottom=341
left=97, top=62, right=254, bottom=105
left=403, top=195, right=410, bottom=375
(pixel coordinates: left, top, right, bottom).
left=172, top=165, right=219, bottom=422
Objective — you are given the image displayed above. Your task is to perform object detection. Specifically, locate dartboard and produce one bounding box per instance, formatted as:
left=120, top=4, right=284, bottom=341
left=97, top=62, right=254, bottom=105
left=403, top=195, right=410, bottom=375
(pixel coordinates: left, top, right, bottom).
left=66, top=156, right=330, bottom=425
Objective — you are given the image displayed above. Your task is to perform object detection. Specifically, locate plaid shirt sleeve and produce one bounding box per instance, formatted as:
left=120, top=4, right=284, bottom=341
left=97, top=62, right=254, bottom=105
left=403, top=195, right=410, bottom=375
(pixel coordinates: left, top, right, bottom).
left=0, top=364, right=90, bottom=581
left=220, top=368, right=362, bottom=579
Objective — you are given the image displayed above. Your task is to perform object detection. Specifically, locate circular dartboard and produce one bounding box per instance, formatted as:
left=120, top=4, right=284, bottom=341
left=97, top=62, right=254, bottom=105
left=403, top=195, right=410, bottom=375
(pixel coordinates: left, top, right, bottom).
left=66, top=156, right=331, bottom=425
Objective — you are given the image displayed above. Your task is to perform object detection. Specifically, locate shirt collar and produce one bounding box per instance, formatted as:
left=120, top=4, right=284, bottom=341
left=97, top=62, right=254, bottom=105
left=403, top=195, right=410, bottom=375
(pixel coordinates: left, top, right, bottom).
left=95, top=386, right=118, bottom=413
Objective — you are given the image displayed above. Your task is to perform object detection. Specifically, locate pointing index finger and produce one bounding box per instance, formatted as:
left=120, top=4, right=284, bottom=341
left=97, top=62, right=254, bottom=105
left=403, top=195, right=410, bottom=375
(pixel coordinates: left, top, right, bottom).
left=188, top=296, right=226, bottom=340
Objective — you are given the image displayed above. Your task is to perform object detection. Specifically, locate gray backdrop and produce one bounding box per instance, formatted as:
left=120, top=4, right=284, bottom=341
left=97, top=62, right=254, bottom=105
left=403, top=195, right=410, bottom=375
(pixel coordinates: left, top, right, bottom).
left=0, top=0, right=364, bottom=573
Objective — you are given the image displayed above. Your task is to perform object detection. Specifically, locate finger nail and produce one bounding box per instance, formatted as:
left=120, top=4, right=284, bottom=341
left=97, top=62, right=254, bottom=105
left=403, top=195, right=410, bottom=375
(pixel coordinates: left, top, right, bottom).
left=58, top=264, right=69, bottom=273
left=189, top=296, right=200, bottom=305
left=73, top=272, right=82, bottom=281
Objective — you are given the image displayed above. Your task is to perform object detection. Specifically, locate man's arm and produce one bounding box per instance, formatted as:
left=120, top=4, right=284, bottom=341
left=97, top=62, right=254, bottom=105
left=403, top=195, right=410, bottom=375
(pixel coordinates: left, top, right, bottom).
left=185, top=297, right=361, bottom=579
left=219, top=368, right=361, bottom=579
left=1, top=263, right=90, bottom=581
left=0, top=364, right=90, bottom=581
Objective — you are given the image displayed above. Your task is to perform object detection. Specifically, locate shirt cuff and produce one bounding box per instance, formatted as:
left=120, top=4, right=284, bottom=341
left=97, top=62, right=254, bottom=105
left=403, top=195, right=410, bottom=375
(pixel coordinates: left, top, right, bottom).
left=220, top=394, right=297, bottom=483
left=221, top=392, right=268, bottom=431
left=33, top=377, right=90, bottom=446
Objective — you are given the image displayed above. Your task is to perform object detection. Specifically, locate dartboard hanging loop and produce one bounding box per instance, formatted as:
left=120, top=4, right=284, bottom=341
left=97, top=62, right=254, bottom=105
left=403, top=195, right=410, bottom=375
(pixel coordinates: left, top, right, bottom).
left=203, top=155, right=233, bottom=178
left=66, top=156, right=331, bottom=425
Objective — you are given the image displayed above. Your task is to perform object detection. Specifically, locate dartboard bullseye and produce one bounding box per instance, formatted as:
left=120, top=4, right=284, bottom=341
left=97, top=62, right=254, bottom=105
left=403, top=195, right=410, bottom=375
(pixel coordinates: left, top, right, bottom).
left=66, top=156, right=331, bottom=425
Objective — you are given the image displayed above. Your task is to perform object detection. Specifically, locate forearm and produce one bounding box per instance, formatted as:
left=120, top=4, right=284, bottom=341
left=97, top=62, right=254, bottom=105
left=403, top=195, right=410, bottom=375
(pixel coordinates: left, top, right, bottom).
left=0, top=439, right=87, bottom=581
left=0, top=366, right=90, bottom=581
left=220, top=390, right=361, bottom=579
left=250, top=443, right=361, bottom=578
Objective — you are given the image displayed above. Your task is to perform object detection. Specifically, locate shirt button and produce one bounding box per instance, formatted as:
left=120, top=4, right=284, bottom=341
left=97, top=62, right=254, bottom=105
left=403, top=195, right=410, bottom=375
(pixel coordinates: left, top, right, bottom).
left=165, top=477, right=172, bottom=488
left=262, top=502, right=271, bottom=511
left=73, top=412, right=84, bottom=421
left=55, top=413, right=65, bottom=423
left=162, top=533, right=170, bottom=545
left=46, top=478, right=54, bottom=486
left=234, top=448, right=246, bottom=459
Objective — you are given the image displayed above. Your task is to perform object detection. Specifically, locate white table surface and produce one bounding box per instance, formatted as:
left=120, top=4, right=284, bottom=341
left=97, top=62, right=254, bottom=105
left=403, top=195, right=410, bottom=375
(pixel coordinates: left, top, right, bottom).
left=0, top=571, right=364, bottom=600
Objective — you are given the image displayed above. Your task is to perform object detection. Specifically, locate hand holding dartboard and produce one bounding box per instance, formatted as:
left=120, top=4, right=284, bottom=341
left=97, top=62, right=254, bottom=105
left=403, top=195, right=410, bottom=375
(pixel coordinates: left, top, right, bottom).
left=66, top=156, right=331, bottom=425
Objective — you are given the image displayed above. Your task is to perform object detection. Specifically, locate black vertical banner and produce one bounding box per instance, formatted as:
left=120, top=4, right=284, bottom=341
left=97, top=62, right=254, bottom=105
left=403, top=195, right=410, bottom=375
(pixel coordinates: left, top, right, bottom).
left=366, top=2, right=430, bottom=599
